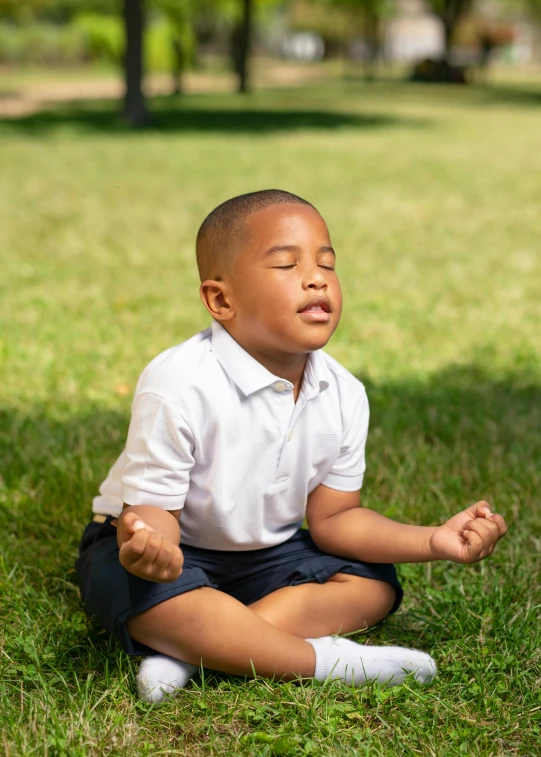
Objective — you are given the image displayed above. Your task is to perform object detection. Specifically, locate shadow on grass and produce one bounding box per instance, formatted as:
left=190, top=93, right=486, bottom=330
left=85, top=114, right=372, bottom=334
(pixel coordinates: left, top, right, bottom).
left=0, top=363, right=539, bottom=660
left=342, top=77, right=541, bottom=110
left=418, top=82, right=541, bottom=108
left=0, top=95, right=428, bottom=136
left=475, top=82, right=541, bottom=108
left=360, top=362, right=541, bottom=499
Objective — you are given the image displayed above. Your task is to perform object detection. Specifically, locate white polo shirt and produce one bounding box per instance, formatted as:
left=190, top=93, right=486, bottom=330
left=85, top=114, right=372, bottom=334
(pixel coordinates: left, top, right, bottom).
left=93, top=321, right=369, bottom=551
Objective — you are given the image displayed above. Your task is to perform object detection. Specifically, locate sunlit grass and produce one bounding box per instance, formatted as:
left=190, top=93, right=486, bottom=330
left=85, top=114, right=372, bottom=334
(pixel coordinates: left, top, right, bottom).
left=1, top=78, right=540, bottom=755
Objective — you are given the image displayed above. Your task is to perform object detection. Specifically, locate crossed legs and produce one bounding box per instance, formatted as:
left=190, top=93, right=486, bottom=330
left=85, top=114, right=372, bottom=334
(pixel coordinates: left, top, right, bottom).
left=127, top=574, right=396, bottom=680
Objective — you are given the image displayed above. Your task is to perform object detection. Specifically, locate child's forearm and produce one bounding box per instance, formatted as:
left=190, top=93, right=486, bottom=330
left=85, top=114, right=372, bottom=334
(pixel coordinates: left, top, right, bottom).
left=310, top=507, right=439, bottom=564
left=117, top=504, right=181, bottom=549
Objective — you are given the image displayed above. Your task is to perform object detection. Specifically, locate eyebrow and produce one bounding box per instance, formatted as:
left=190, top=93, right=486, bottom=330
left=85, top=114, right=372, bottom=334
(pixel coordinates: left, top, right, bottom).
left=262, top=244, right=336, bottom=257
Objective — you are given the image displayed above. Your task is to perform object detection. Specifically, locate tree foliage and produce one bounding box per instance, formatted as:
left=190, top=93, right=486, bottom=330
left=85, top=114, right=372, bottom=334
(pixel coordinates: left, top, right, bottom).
left=0, top=0, right=120, bottom=23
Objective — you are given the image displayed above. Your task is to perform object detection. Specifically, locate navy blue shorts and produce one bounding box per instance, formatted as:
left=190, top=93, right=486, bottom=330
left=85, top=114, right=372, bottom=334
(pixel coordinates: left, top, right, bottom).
left=76, top=516, right=403, bottom=656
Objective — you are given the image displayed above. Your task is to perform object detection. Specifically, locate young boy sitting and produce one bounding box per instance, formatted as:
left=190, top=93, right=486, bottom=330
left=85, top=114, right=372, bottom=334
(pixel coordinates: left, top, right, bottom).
left=76, top=189, right=507, bottom=703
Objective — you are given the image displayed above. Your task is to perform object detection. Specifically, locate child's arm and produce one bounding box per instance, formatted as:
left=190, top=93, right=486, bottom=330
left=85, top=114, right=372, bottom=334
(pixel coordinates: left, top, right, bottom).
left=306, top=485, right=507, bottom=564
left=116, top=505, right=183, bottom=582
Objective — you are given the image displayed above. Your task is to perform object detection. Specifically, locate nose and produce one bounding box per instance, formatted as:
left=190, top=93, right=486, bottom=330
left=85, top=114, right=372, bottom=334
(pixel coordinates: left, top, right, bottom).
left=303, top=262, right=328, bottom=290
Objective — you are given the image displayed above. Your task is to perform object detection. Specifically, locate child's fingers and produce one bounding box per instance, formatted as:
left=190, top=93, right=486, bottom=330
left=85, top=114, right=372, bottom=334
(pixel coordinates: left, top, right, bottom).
left=121, top=528, right=164, bottom=570
left=122, top=511, right=142, bottom=531
left=129, top=531, right=164, bottom=573
left=119, top=527, right=152, bottom=567
left=149, top=538, right=175, bottom=576
left=462, top=518, right=503, bottom=561
left=472, top=501, right=509, bottom=540
left=461, top=528, right=484, bottom=561
left=122, top=510, right=154, bottom=536
left=470, top=500, right=493, bottom=519
left=155, top=542, right=184, bottom=582
left=463, top=516, right=500, bottom=544
left=120, top=529, right=182, bottom=582
left=486, top=512, right=508, bottom=539
left=168, top=547, right=184, bottom=580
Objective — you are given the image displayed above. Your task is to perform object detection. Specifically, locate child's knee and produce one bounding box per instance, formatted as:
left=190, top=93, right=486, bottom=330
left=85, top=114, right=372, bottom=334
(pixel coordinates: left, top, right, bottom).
left=334, top=574, right=396, bottom=623
left=371, top=580, right=397, bottom=619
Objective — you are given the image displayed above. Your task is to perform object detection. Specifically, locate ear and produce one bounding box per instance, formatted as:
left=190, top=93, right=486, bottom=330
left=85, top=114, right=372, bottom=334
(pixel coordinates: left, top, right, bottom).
left=199, top=280, right=235, bottom=321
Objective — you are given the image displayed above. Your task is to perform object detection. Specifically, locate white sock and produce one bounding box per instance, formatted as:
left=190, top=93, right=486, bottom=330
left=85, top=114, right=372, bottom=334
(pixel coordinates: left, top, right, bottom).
left=306, top=636, right=437, bottom=687
left=136, top=655, right=198, bottom=703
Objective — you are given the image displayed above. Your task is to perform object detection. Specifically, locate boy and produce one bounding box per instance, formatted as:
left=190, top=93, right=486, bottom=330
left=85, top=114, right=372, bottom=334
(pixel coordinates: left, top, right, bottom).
left=76, top=190, right=507, bottom=703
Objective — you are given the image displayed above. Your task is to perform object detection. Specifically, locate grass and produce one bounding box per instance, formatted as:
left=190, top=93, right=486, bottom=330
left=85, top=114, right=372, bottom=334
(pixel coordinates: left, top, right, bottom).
left=1, top=76, right=540, bottom=755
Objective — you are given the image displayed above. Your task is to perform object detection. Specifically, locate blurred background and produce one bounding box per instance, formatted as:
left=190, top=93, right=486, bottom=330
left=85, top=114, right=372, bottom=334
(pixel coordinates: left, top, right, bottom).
left=0, top=0, right=540, bottom=121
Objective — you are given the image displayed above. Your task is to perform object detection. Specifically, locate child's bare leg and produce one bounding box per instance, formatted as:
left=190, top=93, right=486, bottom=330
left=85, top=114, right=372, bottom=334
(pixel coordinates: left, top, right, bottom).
left=130, top=579, right=435, bottom=700
left=127, top=586, right=316, bottom=680
left=249, top=574, right=396, bottom=638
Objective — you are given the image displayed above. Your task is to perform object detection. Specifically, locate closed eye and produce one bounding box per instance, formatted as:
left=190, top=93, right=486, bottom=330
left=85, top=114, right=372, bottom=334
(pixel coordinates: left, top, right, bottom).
left=274, top=264, right=335, bottom=271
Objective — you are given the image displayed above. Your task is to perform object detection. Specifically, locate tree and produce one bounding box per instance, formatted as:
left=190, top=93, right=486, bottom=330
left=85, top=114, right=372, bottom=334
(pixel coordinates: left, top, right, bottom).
left=344, top=0, right=389, bottom=79
left=123, top=0, right=147, bottom=126
left=308, top=0, right=391, bottom=79
left=0, top=0, right=120, bottom=22
left=426, top=0, right=475, bottom=62
left=153, top=0, right=254, bottom=94
left=232, top=0, right=253, bottom=92
left=0, top=0, right=147, bottom=125
left=153, top=0, right=197, bottom=94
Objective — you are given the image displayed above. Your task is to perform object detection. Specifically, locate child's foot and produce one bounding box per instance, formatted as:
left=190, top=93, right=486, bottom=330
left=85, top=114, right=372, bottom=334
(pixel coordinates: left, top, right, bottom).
left=306, top=636, right=437, bottom=687
left=137, top=655, right=198, bottom=703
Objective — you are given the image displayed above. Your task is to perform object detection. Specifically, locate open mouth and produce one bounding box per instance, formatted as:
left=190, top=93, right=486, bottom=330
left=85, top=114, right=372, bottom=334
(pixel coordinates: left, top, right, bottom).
left=298, top=298, right=331, bottom=321
left=302, top=304, right=329, bottom=313
left=298, top=298, right=331, bottom=313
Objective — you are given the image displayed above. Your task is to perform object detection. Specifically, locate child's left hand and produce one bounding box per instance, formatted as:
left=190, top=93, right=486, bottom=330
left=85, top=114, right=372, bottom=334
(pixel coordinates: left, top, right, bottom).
left=429, top=501, right=508, bottom=564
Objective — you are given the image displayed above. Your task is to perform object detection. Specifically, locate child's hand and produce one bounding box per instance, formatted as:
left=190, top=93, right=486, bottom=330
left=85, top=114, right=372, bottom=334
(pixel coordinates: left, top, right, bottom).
left=428, top=501, right=507, bottom=564
left=118, top=511, right=184, bottom=582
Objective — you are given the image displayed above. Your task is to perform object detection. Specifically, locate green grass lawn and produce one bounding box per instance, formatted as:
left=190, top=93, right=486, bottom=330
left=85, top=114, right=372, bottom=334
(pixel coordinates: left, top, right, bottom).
left=1, top=78, right=540, bottom=756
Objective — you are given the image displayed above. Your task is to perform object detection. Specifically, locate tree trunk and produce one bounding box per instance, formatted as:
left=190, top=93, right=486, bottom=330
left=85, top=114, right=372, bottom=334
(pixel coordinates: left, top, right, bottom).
left=439, top=0, right=470, bottom=65
left=172, top=36, right=183, bottom=95
left=442, top=20, right=453, bottom=64
left=236, top=0, right=252, bottom=94
left=123, top=0, right=147, bottom=127
left=364, top=11, right=380, bottom=82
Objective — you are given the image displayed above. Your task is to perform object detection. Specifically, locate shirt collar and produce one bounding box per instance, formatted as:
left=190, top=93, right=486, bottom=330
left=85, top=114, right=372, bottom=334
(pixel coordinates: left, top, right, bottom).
left=210, top=320, right=331, bottom=399
left=303, top=348, right=331, bottom=400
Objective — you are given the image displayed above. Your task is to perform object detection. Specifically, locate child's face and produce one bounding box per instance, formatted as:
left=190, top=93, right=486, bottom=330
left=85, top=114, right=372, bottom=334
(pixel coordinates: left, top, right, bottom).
left=222, top=204, right=342, bottom=358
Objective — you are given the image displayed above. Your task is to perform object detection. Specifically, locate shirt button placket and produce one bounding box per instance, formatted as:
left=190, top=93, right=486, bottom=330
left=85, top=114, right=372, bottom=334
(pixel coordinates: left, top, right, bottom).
left=272, top=380, right=294, bottom=482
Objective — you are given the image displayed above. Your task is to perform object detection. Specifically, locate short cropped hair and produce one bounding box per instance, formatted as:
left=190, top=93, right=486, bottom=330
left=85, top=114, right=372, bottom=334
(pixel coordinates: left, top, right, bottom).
left=196, top=189, right=315, bottom=281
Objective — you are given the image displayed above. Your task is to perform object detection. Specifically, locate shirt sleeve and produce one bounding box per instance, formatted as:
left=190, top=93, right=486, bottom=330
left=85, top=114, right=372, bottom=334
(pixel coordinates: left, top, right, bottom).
left=322, top=384, right=369, bottom=492
left=121, top=392, right=195, bottom=509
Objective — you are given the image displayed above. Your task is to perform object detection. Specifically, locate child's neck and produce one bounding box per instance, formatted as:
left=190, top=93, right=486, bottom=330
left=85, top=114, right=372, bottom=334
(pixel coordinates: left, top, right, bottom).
left=245, top=348, right=308, bottom=402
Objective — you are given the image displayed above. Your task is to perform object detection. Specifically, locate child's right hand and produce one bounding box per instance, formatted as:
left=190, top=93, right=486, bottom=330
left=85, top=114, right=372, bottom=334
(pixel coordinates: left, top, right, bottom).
left=118, top=511, right=184, bottom=583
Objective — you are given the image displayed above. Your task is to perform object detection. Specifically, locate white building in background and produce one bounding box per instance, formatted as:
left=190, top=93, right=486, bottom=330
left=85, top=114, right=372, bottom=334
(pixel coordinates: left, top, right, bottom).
left=282, top=31, right=325, bottom=62
left=383, top=0, right=537, bottom=63
left=385, top=0, right=444, bottom=62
